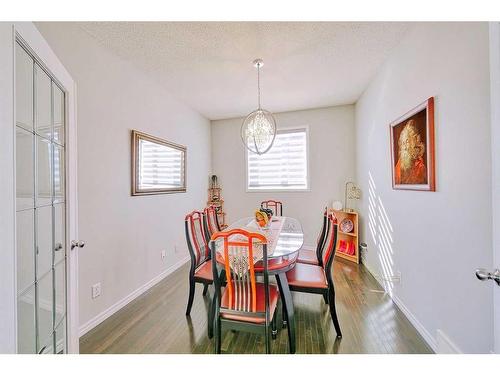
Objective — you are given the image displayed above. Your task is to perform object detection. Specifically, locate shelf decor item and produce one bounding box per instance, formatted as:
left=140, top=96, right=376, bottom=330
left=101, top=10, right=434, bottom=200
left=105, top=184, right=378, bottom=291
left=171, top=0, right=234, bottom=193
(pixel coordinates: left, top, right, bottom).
left=210, top=175, right=218, bottom=189
left=207, top=176, right=227, bottom=229
left=240, top=58, right=277, bottom=155
left=340, top=218, right=354, bottom=233
left=344, top=181, right=361, bottom=212
left=332, top=200, right=343, bottom=211
left=390, top=97, right=435, bottom=191
left=332, top=209, right=359, bottom=264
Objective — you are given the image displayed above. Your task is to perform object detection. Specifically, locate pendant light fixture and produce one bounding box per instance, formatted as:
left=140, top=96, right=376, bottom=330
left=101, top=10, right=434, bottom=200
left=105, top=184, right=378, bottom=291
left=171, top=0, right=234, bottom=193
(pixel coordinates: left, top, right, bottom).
left=241, top=58, right=277, bottom=155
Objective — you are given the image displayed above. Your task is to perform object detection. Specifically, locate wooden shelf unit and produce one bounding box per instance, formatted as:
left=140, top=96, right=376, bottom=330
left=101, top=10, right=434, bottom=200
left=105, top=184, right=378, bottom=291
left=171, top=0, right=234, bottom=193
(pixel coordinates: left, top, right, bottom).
left=207, top=187, right=228, bottom=229
left=331, top=209, right=359, bottom=264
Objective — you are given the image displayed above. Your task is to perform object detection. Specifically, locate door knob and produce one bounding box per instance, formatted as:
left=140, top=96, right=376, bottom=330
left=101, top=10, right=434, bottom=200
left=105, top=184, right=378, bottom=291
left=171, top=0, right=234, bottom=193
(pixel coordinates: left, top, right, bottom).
left=475, top=268, right=500, bottom=286
left=71, top=240, right=85, bottom=250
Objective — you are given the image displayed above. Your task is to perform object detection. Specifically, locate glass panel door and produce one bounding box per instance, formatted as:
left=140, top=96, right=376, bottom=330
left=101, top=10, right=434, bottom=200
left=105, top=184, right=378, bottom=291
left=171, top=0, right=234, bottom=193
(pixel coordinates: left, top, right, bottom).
left=15, top=41, right=68, bottom=354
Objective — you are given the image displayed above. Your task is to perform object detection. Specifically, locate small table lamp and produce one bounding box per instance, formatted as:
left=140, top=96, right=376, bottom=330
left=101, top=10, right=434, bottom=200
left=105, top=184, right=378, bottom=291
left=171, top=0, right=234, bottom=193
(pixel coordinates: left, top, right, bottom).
left=344, top=181, right=361, bottom=212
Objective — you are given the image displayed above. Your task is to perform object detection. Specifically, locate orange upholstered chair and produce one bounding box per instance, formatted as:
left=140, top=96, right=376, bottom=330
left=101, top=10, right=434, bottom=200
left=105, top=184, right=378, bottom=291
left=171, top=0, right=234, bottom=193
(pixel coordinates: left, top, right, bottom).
left=286, top=213, right=342, bottom=338
left=260, top=200, right=283, bottom=216
left=296, top=207, right=329, bottom=266
left=210, top=229, right=280, bottom=354
left=185, top=211, right=213, bottom=315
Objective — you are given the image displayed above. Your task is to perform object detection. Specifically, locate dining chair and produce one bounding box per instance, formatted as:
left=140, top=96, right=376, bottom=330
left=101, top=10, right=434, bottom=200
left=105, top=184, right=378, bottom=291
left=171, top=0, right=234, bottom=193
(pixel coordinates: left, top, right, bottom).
left=296, top=207, right=329, bottom=266
left=210, top=229, right=280, bottom=354
left=285, top=213, right=342, bottom=338
left=185, top=210, right=213, bottom=316
left=203, top=205, right=221, bottom=240
left=261, top=200, right=283, bottom=216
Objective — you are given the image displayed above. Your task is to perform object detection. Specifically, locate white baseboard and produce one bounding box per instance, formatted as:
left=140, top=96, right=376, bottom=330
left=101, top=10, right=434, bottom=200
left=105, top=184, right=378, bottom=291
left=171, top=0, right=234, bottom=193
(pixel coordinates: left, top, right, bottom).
left=362, top=261, right=437, bottom=352
left=391, top=295, right=437, bottom=352
left=436, top=329, right=462, bottom=354
left=78, top=256, right=190, bottom=337
left=362, top=261, right=466, bottom=354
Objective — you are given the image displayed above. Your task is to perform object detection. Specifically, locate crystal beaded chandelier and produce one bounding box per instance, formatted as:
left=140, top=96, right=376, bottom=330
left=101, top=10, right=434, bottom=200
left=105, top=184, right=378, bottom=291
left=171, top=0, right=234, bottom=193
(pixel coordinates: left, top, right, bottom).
left=240, top=59, right=277, bottom=155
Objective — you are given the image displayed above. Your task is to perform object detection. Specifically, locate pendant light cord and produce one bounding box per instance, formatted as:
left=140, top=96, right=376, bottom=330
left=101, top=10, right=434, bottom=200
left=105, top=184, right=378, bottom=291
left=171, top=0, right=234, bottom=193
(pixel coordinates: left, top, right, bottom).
left=257, top=64, right=261, bottom=109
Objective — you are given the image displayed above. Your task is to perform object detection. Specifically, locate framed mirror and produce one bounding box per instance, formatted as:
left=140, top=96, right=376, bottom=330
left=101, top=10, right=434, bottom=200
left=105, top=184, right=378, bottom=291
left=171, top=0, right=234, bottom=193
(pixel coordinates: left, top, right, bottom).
left=131, top=130, right=187, bottom=195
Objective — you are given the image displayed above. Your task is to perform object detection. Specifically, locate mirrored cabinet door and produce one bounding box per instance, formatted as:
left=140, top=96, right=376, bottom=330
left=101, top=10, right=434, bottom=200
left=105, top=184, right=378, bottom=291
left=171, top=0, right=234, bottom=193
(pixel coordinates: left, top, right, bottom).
left=15, top=43, right=33, bottom=132
left=53, top=83, right=65, bottom=146
left=17, top=286, right=36, bottom=354
left=16, top=127, right=34, bottom=210
left=36, top=136, right=52, bottom=207
left=15, top=41, right=68, bottom=354
left=16, top=210, right=35, bottom=294
left=35, top=64, right=52, bottom=140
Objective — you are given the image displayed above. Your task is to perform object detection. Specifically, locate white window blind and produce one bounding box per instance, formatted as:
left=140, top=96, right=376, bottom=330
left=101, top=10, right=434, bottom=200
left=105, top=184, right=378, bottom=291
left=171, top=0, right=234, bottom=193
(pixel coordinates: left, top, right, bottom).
left=138, top=139, right=184, bottom=189
left=247, top=128, right=308, bottom=191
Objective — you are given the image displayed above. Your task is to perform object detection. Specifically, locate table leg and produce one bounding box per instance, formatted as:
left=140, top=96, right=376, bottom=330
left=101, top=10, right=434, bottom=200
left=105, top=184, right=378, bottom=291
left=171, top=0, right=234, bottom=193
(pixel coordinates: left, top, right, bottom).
left=276, top=273, right=295, bottom=354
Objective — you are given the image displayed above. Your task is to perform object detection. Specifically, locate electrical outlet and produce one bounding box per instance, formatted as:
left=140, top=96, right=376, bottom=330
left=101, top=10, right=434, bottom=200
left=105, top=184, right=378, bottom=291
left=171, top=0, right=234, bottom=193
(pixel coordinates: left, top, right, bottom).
left=161, top=250, right=166, bottom=260
left=92, top=283, right=101, bottom=299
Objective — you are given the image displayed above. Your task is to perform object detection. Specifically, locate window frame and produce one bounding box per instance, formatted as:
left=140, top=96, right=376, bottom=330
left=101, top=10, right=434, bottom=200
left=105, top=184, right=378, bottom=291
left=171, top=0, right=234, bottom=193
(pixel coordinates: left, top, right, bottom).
left=131, top=130, right=187, bottom=196
left=245, top=126, right=311, bottom=193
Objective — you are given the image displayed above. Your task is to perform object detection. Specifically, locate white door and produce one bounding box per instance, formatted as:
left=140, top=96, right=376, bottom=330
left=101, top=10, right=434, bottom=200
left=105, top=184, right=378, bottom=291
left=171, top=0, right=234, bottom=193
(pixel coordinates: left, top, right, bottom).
left=13, top=23, right=80, bottom=354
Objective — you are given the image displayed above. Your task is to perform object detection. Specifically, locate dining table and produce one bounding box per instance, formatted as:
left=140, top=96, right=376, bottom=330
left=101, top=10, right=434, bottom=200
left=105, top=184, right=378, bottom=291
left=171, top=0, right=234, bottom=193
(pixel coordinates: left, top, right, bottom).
left=212, top=215, right=304, bottom=354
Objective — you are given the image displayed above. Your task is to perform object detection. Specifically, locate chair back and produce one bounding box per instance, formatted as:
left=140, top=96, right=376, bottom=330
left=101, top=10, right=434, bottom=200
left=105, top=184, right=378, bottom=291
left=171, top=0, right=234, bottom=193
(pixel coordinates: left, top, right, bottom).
left=203, top=205, right=221, bottom=240
left=210, top=229, right=270, bottom=321
left=185, top=211, right=210, bottom=268
left=260, top=200, right=283, bottom=216
left=314, top=207, right=329, bottom=266
left=321, top=213, right=339, bottom=272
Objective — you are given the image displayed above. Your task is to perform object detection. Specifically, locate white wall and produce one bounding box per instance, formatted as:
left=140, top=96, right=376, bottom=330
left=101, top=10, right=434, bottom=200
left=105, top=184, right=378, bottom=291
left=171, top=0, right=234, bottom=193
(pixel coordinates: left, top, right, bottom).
left=355, top=22, right=493, bottom=353
left=211, top=106, right=355, bottom=245
left=0, top=22, right=16, bottom=353
left=36, top=23, right=211, bottom=332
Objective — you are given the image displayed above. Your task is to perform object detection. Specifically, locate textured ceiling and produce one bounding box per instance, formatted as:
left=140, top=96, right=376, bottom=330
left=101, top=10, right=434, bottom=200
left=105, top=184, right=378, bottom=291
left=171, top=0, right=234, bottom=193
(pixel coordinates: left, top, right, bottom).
left=77, top=22, right=412, bottom=120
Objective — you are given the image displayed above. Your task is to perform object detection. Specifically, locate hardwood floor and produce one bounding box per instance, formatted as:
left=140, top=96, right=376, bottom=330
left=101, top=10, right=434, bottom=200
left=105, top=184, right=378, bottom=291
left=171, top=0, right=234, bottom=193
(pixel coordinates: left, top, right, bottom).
left=79, top=258, right=433, bottom=354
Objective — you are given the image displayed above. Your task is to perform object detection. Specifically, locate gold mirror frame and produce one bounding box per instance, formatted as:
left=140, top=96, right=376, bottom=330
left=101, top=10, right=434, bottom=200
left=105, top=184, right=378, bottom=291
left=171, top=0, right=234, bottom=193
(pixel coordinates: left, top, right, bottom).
left=131, top=130, right=187, bottom=196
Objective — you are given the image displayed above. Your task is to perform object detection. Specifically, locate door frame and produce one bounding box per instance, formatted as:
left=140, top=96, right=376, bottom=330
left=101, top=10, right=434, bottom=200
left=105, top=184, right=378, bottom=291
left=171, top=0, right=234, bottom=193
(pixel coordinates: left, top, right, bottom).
left=13, top=22, right=79, bottom=354
left=489, top=21, right=500, bottom=354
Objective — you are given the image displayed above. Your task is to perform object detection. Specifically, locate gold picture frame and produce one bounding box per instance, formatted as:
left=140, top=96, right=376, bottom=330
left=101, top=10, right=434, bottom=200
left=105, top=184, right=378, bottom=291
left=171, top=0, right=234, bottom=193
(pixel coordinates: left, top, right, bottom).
left=131, top=130, right=187, bottom=196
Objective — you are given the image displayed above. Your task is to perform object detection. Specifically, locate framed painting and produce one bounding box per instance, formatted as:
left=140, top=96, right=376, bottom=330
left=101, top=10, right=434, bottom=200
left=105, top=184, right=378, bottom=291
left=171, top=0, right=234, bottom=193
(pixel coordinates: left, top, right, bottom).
left=390, top=97, right=435, bottom=191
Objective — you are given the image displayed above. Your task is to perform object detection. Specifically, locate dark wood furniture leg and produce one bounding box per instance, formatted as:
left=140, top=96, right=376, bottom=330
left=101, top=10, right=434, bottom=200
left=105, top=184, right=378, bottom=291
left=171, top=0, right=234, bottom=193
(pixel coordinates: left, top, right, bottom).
left=328, top=281, right=342, bottom=338
left=271, top=312, right=277, bottom=339
left=276, top=272, right=295, bottom=354
left=186, top=273, right=195, bottom=315
left=208, top=293, right=216, bottom=339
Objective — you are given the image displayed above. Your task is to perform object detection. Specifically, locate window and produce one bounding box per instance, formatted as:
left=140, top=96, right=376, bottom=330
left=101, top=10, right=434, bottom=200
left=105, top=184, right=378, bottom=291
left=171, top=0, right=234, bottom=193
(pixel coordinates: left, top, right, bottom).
left=247, top=128, right=309, bottom=191
left=131, top=130, right=186, bottom=195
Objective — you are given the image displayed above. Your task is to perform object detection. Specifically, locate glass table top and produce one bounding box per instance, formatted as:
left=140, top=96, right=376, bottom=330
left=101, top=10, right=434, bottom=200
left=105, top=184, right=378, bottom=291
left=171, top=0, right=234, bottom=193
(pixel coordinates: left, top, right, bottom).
left=222, top=216, right=304, bottom=258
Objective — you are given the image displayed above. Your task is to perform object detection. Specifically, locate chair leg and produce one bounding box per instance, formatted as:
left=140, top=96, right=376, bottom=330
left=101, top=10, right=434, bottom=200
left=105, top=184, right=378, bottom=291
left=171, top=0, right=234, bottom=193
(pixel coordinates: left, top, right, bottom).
left=323, top=292, right=329, bottom=304
left=265, top=325, right=271, bottom=354
left=186, top=276, right=196, bottom=316
left=328, top=286, right=342, bottom=338
left=202, top=283, right=209, bottom=296
left=271, top=312, right=277, bottom=339
left=281, top=300, right=287, bottom=327
left=208, top=293, right=216, bottom=339
left=215, top=318, right=222, bottom=354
